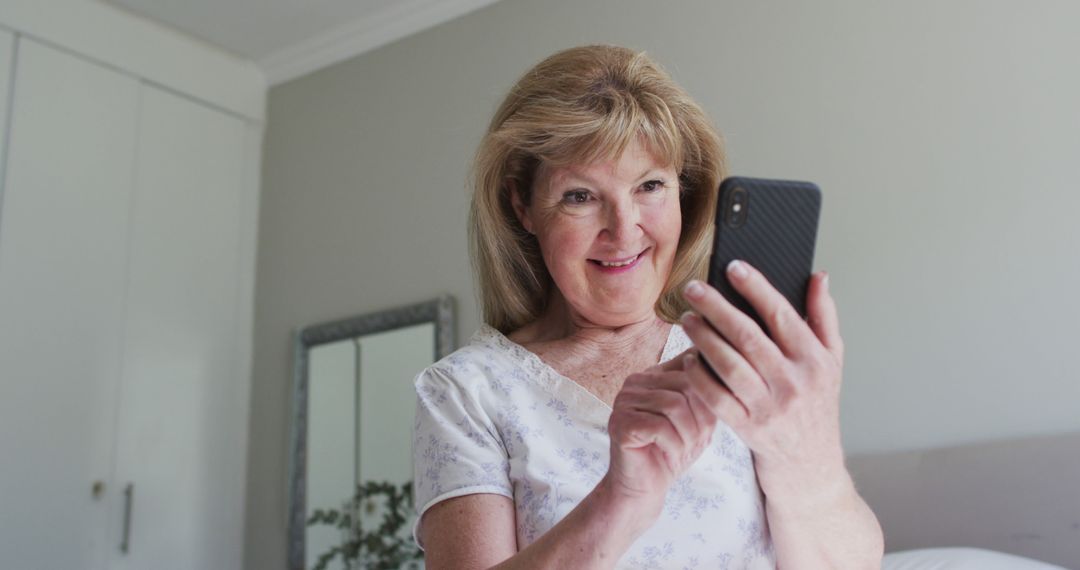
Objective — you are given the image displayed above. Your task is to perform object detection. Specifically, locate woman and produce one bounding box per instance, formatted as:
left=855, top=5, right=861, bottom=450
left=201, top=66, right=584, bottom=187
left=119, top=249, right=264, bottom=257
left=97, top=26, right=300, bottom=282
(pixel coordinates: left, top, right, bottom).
left=412, top=45, right=883, bottom=569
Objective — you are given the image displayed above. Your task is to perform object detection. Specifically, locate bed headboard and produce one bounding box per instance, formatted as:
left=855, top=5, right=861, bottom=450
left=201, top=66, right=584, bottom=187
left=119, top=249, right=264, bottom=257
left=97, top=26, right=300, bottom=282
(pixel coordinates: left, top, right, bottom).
left=846, top=431, right=1080, bottom=568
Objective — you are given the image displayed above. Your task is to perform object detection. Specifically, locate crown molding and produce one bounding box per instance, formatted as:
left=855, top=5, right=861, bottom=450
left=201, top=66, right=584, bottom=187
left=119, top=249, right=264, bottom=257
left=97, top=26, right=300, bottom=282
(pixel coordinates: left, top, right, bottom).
left=260, top=0, right=500, bottom=86
left=0, top=0, right=266, bottom=122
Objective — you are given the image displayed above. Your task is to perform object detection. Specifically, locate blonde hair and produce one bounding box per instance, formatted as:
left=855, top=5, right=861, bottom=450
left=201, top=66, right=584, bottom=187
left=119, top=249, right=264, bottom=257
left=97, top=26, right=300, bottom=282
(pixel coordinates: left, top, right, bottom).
left=470, top=45, right=726, bottom=333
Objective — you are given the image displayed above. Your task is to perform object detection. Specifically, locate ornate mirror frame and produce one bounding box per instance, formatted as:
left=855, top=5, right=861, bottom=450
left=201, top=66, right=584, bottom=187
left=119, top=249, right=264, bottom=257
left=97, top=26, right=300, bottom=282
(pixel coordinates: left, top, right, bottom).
left=287, top=295, right=455, bottom=570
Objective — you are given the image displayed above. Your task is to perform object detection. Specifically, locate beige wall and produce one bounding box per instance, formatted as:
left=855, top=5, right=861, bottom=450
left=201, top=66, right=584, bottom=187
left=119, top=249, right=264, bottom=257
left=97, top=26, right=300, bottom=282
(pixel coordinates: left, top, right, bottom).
left=247, top=0, right=1080, bottom=567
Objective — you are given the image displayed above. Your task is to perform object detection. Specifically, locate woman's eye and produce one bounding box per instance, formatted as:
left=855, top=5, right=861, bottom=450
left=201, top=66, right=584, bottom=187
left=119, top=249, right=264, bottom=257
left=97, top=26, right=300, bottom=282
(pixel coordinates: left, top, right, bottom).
left=641, top=179, right=665, bottom=193
left=562, top=190, right=591, bottom=204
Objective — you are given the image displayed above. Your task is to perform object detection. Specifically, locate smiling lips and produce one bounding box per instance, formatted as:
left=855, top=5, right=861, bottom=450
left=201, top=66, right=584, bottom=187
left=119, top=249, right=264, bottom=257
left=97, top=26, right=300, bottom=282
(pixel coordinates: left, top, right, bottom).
left=589, top=248, right=648, bottom=272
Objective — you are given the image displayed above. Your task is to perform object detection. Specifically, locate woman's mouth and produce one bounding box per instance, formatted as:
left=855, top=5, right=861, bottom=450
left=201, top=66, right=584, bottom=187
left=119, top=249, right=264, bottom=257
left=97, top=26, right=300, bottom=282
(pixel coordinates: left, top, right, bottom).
left=589, top=249, right=648, bottom=273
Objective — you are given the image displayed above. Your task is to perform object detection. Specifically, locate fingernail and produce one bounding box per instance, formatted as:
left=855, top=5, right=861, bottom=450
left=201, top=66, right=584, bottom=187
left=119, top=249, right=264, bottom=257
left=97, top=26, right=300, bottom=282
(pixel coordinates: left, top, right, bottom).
left=679, top=310, right=695, bottom=325
left=727, top=260, right=748, bottom=280
left=683, top=280, right=704, bottom=299
left=822, top=272, right=830, bottom=290
left=683, top=353, right=697, bottom=368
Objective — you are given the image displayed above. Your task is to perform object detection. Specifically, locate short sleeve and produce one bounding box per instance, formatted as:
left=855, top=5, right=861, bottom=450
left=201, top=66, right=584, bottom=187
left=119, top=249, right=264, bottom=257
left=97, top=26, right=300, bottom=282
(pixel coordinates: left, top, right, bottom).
left=411, top=364, right=512, bottom=549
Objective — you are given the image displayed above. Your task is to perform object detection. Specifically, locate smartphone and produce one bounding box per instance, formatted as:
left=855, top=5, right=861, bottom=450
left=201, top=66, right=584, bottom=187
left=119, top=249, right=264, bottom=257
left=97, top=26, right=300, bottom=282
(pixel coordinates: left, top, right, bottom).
left=700, top=177, right=821, bottom=384
left=707, top=176, right=822, bottom=328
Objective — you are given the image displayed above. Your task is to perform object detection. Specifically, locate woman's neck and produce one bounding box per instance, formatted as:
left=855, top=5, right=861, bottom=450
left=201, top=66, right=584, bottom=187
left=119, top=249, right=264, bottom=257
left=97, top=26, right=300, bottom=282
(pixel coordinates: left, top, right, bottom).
left=510, top=292, right=670, bottom=354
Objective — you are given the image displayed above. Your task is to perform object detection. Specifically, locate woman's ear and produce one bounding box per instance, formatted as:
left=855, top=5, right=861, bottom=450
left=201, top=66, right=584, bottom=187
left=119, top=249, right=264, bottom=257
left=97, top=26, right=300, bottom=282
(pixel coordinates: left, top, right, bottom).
left=508, top=179, right=534, bottom=234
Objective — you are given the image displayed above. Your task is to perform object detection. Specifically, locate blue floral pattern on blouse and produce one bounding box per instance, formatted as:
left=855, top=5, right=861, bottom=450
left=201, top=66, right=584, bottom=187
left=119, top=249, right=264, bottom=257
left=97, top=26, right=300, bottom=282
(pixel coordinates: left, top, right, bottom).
left=412, top=324, right=775, bottom=569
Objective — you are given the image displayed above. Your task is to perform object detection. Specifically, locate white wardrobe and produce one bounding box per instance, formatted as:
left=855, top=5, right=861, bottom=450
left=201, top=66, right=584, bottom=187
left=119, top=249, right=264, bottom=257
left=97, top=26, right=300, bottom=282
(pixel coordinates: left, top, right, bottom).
left=0, top=3, right=264, bottom=569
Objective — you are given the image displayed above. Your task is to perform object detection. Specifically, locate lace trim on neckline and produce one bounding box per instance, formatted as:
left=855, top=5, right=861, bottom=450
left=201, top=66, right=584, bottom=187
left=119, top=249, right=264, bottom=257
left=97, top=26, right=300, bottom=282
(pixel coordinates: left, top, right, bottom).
left=470, top=323, right=689, bottom=412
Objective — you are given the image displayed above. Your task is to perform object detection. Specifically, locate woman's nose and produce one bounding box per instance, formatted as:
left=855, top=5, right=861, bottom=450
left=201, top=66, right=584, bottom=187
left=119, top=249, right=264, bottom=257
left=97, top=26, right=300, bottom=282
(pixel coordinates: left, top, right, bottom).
left=602, top=199, right=642, bottom=243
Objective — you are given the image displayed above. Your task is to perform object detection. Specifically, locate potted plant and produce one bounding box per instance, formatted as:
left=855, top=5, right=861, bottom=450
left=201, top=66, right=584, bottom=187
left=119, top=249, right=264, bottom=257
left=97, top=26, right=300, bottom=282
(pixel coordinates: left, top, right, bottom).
left=307, top=480, right=424, bottom=570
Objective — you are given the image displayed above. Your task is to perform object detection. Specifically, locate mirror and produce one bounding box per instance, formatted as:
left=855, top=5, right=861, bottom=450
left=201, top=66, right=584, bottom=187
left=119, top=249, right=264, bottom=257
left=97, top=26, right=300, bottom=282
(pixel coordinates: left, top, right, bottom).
left=288, top=296, right=454, bottom=570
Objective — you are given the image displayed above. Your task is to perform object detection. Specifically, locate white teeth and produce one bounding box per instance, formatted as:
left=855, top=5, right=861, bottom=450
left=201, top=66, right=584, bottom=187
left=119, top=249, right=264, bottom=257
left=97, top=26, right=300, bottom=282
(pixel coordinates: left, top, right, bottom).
left=599, top=254, right=638, bottom=267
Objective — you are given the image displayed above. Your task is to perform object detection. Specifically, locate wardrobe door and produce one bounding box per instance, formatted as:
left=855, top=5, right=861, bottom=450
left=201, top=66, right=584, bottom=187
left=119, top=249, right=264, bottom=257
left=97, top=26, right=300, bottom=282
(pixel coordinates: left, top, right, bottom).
left=109, top=83, right=250, bottom=570
left=0, top=38, right=139, bottom=570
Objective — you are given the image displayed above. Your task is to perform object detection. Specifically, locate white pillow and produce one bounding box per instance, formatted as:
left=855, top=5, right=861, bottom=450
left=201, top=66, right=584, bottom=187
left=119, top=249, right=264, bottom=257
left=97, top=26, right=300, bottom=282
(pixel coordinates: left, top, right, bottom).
left=882, top=548, right=1069, bottom=570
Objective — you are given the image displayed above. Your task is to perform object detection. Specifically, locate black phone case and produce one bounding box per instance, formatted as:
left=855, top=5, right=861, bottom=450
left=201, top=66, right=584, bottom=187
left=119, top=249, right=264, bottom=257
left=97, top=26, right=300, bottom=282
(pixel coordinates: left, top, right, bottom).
left=707, top=177, right=822, bottom=332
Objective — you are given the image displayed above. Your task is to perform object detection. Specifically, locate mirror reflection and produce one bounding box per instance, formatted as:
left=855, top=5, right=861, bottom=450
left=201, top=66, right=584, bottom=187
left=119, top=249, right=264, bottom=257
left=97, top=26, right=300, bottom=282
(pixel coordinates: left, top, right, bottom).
left=289, top=298, right=453, bottom=570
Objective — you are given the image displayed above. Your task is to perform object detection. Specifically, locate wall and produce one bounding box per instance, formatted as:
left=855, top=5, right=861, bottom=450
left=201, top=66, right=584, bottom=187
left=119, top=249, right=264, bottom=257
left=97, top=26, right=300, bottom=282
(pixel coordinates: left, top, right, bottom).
left=247, top=0, right=1080, bottom=567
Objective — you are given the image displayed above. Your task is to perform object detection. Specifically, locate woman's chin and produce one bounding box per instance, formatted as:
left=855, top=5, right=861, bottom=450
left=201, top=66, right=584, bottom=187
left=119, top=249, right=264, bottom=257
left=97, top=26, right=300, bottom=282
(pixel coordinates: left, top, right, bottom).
left=576, top=301, right=658, bottom=328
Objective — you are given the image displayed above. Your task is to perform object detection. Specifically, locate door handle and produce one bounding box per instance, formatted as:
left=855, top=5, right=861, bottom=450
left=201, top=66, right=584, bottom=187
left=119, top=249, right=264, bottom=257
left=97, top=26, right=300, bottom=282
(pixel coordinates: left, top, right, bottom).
left=120, top=483, right=134, bottom=554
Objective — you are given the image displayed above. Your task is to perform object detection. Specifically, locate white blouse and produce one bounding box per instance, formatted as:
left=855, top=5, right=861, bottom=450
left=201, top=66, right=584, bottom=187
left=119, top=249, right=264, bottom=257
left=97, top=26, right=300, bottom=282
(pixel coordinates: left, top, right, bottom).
left=412, top=323, right=776, bottom=569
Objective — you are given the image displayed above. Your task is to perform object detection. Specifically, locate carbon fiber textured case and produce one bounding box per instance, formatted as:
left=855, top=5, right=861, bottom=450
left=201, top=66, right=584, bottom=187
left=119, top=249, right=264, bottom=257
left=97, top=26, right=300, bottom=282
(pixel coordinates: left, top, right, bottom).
left=707, top=177, right=822, bottom=332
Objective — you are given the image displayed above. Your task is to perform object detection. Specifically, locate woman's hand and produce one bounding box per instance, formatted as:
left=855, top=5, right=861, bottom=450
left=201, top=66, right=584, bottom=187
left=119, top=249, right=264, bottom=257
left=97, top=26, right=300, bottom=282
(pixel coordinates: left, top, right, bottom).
left=678, top=259, right=884, bottom=568
left=603, top=347, right=727, bottom=514
left=679, top=259, right=848, bottom=504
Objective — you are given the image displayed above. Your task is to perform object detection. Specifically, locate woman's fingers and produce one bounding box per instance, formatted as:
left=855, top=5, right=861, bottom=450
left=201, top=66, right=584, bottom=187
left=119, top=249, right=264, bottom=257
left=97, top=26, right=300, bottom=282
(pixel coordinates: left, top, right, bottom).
left=626, top=370, right=718, bottom=433
left=634, top=347, right=758, bottom=454
left=701, top=260, right=821, bottom=360
left=616, top=385, right=699, bottom=460
left=669, top=351, right=747, bottom=431
left=671, top=265, right=851, bottom=506
left=682, top=274, right=787, bottom=380
left=611, top=407, right=689, bottom=471
left=649, top=353, right=724, bottom=409
left=805, top=271, right=844, bottom=363
left=679, top=311, right=773, bottom=415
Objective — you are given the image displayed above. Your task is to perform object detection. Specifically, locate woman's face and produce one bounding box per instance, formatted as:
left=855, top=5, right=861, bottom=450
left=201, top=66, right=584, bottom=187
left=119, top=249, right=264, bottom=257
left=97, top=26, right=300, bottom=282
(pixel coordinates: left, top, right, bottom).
left=514, top=139, right=682, bottom=328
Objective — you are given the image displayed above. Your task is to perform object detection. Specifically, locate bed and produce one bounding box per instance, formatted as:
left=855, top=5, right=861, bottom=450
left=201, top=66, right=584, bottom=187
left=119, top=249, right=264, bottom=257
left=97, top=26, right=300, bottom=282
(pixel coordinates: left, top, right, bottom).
left=847, top=431, right=1080, bottom=569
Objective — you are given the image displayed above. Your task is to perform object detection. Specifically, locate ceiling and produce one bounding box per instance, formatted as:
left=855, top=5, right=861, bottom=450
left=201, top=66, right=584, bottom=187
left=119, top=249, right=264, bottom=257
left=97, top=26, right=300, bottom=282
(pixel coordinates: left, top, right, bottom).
left=101, top=0, right=502, bottom=85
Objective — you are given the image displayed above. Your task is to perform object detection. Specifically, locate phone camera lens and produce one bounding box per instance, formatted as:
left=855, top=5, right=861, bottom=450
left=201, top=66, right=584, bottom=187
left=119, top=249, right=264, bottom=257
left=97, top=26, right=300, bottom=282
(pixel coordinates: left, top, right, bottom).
left=725, top=187, right=749, bottom=229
